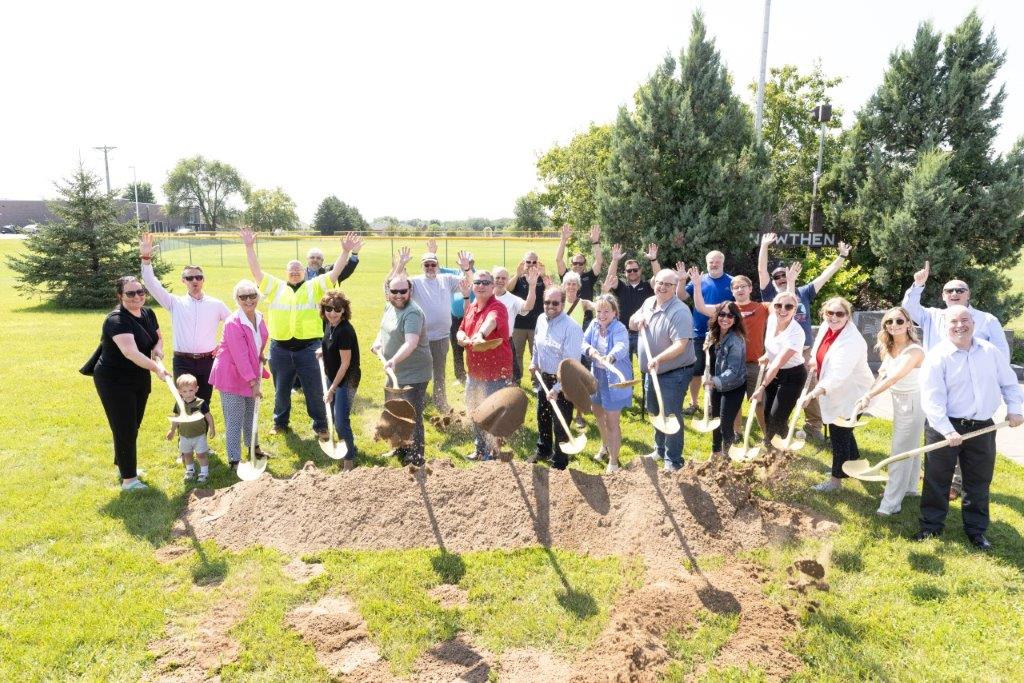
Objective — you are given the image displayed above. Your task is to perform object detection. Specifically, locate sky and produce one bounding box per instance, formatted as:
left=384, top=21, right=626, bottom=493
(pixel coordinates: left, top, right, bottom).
left=2, top=0, right=1021, bottom=223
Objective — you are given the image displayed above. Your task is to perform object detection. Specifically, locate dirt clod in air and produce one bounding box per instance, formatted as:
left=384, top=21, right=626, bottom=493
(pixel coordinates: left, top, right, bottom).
left=793, top=558, right=825, bottom=579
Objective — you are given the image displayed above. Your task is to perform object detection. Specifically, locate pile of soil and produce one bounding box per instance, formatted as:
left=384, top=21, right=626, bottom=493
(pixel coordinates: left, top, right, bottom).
left=177, top=457, right=834, bottom=566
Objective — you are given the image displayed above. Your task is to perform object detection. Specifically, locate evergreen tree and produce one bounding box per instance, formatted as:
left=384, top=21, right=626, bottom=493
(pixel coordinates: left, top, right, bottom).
left=7, top=166, right=172, bottom=309
left=597, top=12, right=764, bottom=265
left=514, top=191, right=547, bottom=230
left=836, top=11, right=1024, bottom=319
left=120, top=181, right=155, bottom=204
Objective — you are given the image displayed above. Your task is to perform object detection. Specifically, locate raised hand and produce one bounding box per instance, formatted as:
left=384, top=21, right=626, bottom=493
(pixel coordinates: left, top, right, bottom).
left=139, top=233, right=155, bottom=259
left=526, top=265, right=539, bottom=285
left=644, top=243, right=658, bottom=261
left=426, top=238, right=438, bottom=254
left=786, top=261, right=803, bottom=280
left=687, top=265, right=701, bottom=284
left=457, top=250, right=472, bottom=271
left=761, top=232, right=777, bottom=248
left=837, top=241, right=851, bottom=258
left=240, top=227, right=256, bottom=246
left=398, top=246, right=412, bottom=266
left=589, top=224, right=601, bottom=244
left=458, top=277, right=470, bottom=298
left=342, top=232, right=364, bottom=253
left=610, top=243, right=624, bottom=261
left=516, top=259, right=527, bottom=276
left=542, top=274, right=554, bottom=288
left=560, top=224, right=572, bottom=242
left=913, top=260, right=930, bottom=287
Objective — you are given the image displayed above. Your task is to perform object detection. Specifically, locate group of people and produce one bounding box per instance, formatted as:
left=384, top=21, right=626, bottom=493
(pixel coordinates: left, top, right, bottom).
left=91, top=228, right=1023, bottom=551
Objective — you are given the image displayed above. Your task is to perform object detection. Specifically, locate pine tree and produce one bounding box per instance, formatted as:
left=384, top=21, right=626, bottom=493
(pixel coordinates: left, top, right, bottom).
left=6, top=166, right=172, bottom=309
left=597, top=12, right=764, bottom=266
left=836, top=11, right=1024, bottom=319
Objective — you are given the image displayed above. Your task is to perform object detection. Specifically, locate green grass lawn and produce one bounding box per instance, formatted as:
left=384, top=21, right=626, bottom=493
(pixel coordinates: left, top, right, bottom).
left=2, top=236, right=1024, bottom=680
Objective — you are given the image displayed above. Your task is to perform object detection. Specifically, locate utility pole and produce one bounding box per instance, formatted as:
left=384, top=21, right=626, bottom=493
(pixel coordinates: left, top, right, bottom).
left=753, top=0, right=772, bottom=144
left=129, top=165, right=141, bottom=227
left=93, top=145, right=117, bottom=194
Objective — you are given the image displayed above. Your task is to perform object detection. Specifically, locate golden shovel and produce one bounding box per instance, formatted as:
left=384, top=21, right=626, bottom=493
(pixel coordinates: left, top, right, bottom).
left=317, top=356, right=347, bottom=460
left=729, top=364, right=767, bottom=462
left=770, top=370, right=815, bottom=452
left=691, top=349, right=721, bottom=433
left=236, top=395, right=268, bottom=481
left=534, top=370, right=587, bottom=455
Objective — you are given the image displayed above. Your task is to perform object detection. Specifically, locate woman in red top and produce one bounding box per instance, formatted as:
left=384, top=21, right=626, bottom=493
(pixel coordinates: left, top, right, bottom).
left=456, top=270, right=513, bottom=460
left=803, top=297, right=874, bottom=492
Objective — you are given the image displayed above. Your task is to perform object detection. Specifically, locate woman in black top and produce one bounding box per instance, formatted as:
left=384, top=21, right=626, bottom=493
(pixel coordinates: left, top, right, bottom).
left=318, top=291, right=360, bottom=468
left=93, top=276, right=169, bottom=491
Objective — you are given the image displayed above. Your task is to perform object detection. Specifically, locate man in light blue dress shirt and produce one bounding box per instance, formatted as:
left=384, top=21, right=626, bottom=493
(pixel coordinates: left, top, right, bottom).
left=916, top=306, right=1024, bottom=550
left=528, top=286, right=583, bottom=470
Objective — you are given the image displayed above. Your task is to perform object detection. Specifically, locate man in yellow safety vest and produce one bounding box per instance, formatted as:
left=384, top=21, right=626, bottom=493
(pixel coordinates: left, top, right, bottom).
left=241, top=227, right=364, bottom=441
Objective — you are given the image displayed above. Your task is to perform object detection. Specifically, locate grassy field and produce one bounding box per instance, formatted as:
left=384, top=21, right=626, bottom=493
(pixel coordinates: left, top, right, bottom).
left=2, top=235, right=1024, bottom=680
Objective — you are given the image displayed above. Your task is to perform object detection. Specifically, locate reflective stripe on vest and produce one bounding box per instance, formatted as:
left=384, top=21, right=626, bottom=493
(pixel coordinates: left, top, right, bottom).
left=261, top=274, right=325, bottom=340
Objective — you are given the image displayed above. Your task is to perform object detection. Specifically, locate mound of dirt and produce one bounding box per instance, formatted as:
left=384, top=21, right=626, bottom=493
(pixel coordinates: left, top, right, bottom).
left=177, top=456, right=834, bottom=567
left=286, top=595, right=386, bottom=678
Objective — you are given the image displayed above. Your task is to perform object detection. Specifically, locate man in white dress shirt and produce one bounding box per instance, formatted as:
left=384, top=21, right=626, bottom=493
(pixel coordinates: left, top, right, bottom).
left=140, top=233, right=230, bottom=414
left=916, top=306, right=1023, bottom=550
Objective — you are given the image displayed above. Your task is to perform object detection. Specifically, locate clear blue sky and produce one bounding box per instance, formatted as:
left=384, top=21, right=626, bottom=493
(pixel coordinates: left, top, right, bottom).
left=2, top=1, right=1020, bottom=222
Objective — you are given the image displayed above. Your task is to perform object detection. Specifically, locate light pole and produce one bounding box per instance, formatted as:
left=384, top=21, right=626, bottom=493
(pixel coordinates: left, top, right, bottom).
left=129, top=165, right=141, bottom=228
left=753, top=0, right=772, bottom=144
left=93, top=146, right=117, bottom=194
left=809, top=103, right=832, bottom=233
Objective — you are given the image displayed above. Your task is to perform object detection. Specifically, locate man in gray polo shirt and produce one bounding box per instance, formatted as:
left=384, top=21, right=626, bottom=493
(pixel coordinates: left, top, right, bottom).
left=630, top=268, right=696, bottom=472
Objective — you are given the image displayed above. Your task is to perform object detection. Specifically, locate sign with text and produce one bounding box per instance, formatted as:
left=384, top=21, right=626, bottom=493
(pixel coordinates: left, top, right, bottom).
left=750, top=232, right=837, bottom=249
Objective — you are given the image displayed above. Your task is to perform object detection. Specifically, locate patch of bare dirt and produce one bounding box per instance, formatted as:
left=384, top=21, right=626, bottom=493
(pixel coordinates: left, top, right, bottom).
left=497, top=648, right=572, bottom=683
left=282, top=557, right=325, bottom=584
left=179, top=456, right=834, bottom=569
left=285, top=595, right=388, bottom=679
left=154, top=543, right=192, bottom=564
left=146, top=595, right=247, bottom=681
left=428, top=584, right=469, bottom=609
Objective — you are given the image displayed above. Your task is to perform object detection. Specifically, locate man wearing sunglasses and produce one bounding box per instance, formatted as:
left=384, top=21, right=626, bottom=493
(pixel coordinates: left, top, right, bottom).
left=140, top=233, right=230, bottom=416
left=757, top=232, right=852, bottom=443
left=508, top=250, right=547, bottom=383
left=555, top=224, right=605, bottom=331
left=241, top=228, right=363, bottom=441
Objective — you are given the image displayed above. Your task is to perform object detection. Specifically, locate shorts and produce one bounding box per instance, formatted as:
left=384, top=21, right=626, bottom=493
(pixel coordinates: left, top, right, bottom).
left=179, top=433, right=209, bottom=454
left=745, top=361, right=762, bottom=397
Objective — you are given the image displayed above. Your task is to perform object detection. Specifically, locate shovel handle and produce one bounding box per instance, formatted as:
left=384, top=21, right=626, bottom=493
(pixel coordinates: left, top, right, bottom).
left=592, top=353, right=629, bottom=385
left=375, top=349, right=401, bottom=390
left=641, top=326, right=667, bottom=415
left=534, top=370, right=575, bottom=436
left=250, top=396, right=260, bottom=464
left=874, top=420, right=1009, bottom=470
left=739, top=364, right=768, bottom=448
left=781, top=369, right=815, bottom=443
left=157, top=361, right=189, bottom=414
left=317, top=356, right=337, bottom=446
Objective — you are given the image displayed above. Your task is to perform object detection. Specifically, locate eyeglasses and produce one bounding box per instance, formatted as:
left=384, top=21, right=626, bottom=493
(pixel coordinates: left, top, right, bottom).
left=717, top=312, right=736, bottom=319
left=543, top=301, right=562, bottom=307
left=884, top=318, right=907, bottom=326
left=122, top=288, right=147, bottom=298
left=423, top=263, right=438, bottom=268
left=825, top=310, right=848, bottom=318
left=389, top=288, right=409, bottom=295
left=944, top=287, right=968, bottom=295
left=732, top=283, right=751, bottom=290
left=624, top=268, right=639, bottom=273
left=183, top=274, right=204, bottom=282
left=571, top=261, right=585, bottom=266
left=322, top=305, right=343, bottom=313
left=654, top=281, right=676, bottom=288
left=524, top=259, right=537, bottom=265
left=771, top=272, right=787, bottom=281
left=773, top=302, right=795, bottom=311
left=473, top=280, right=493, bottom=286
left=237, top=293, right=258, bottom=301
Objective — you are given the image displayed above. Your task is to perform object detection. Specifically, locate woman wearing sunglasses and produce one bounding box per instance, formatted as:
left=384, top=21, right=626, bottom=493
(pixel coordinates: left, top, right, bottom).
left=210, top=280, right=270, bottom=472
left=855, top=307, right=925, bottom=514
left=703, top=301, right=748, bottom=459
left=92, top=276, right=168, bottom=491
left=752, top=291, right=807, bottom=446
left=803, top=297, right=874, bottom=492
left=319, top=291, right=360, bottom=469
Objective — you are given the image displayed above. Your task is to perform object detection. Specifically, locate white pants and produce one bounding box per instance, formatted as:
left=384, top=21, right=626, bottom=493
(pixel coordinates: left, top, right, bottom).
left=878, top=390, right=925, bottom=514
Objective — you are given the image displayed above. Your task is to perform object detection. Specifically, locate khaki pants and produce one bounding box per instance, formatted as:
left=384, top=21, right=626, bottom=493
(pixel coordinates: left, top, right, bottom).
left=802, top=347, right=822, bottom=432
left=511, top=328, right=536, bottom=383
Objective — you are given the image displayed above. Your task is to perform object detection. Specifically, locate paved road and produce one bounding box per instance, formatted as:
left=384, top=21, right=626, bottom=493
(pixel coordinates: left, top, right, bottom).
left=866, top=385, right=1024, bottom=466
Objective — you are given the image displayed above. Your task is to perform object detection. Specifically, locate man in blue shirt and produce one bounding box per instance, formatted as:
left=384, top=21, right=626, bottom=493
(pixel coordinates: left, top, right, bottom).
left=916, top=306, right=1023, bottom=550
left=680, top=250, right=733, bottom=416
left=757, top=233, right=851, bottom=442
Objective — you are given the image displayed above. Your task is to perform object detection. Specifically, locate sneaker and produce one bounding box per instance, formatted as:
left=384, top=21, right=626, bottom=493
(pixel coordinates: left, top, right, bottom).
left=121, top=479, right=148, bottom=491
left=682, top=404, right=700, bottom=417
left=183, top=468, right=196, bottom=482
left=466, top=451, right=481, bottom=461
left=643, top=449, right=662, bottom=461
left=592, top=446, right=607, bottom=463
left=197, top=471, right=209, bottom=484
left=811, top=479, right=841, bottom=493
left=804, top=426, right=825, bottom=444
left=229, top=460, right=239, bottom=471
left=316, top=430, right=330, bottom=441
left=663, top=461, right=679, bottom=473
left=605, top=463, right=620, bottom=474
left=269, top=424, right=289, bottom=436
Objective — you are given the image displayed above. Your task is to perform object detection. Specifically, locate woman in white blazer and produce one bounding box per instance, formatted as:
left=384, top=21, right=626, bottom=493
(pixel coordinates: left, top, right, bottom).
left=803, top=297, right=874, bottom=492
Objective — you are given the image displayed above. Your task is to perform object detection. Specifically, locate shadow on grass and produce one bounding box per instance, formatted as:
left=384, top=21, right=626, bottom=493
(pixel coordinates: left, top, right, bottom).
left=910, top=581, right=948, bottom=602
left=907, top=550, right=945, bottom=575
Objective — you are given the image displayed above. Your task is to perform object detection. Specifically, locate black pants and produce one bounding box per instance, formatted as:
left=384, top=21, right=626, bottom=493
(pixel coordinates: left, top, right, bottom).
left=764, top=364, right=807, bottom=442
left=828, top=424, right=860, bottom=478
left=920, top=420, right=996, bottom=536
left=535, top=373, right=574, bottom=470
left=94, top=375, right=150, bottom=480
left=711, top=384, right=746, bottom=452
left=172, top=354, right=214, bottom=413
left=449, top=315, right=466, bottom=382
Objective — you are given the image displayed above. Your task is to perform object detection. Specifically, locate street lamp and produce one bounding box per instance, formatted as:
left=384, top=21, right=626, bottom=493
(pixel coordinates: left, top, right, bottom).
left=809, top=103, right=832, bottom=233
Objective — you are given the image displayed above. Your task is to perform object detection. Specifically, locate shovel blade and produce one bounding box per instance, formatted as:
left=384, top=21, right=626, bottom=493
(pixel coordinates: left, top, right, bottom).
left=842, top=458, right=889, bottom=481
left=237, top=457, right=267, bottom=481
left=609, top=379, right=639, bottom=388
left=334, top=441, right=349, bottom=460
left=770, top=435, right=790, bottom=450
left=170, top=413, right=206, bottom=424
left=559, top=434, right=587, bottom=455
left=652, top=415, right=680, bottom=435
left=832, top=417, right=868, bottom=429
left=692, top=418, right=720, bottom=433
left=319, top=438, right=344, bottom=460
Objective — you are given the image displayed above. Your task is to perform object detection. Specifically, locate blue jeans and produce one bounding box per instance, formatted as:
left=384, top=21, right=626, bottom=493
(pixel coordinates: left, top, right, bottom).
left=466, top=376, right=509, bottom=457
left=269, top=340, right=328, bottom=432
left=331, top=370, right=360, bottom=460
left=644, top=364, right=694, bottom=467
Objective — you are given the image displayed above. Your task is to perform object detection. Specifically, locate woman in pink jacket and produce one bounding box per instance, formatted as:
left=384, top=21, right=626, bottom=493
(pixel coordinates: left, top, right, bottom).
left=210, top=279, right=270, bottom=470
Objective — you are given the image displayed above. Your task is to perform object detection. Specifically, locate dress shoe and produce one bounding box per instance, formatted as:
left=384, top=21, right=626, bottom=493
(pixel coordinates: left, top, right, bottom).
left=269, top=424, right=290, bottom=436
left=968, top=535, right=992, bottom=552
left=913, top=530, right=940, bottom=542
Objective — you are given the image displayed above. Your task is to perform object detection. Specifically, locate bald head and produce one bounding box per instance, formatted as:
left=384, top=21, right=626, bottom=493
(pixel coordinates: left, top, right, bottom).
left=941, top=279, right=971, bottom=307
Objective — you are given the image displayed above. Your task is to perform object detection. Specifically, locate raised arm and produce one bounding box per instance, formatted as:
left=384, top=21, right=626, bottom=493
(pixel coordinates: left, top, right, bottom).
left=333, top=233, right=364, bottom=284
left=327, top=232, right=358, bottom=284
left=602, top=243, right=623, bottom=293
left=757, top=232, right=775, bottom=290
left=386, top=246, right=412, bottom=283
left=687, top=265, right=718, bottom=317
left=785, top=261, right=801, bottom=294
left=809, top=241, right=850, bottom=292
left=555, top=224, right=571, bottom=276
left=523, top=267, right=539, bottom=311
left=139, top=233, right=175, bottom=311
left=644, top=243, right=661, bottom=287
left=240, top=228, right=263, bottom=282
left=589, top=225, right=603, bottom=276
left=901, top=260, right=929, bottom=325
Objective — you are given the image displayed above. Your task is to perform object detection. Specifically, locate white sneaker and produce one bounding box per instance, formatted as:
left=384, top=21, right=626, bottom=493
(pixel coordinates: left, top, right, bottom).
left=643, top=449, right=662, bottom=461
left=811, top=479, right=841, bottom=492
left=663, top=461, right=679, bottom=473
left=605, top=463, right=620, bottom=474
left=592, top=446, right=607, bottom=462
left=121, top=479, right=148, bottom=491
